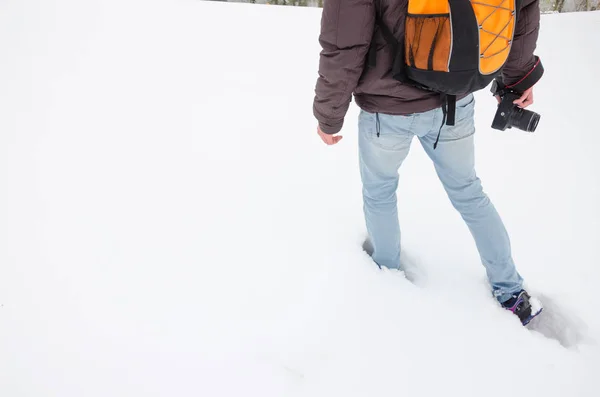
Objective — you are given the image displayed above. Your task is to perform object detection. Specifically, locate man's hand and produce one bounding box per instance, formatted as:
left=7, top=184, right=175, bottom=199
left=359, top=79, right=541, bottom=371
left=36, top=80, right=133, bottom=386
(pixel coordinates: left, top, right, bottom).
left=512, top=87, right=534, bottom=108
left=317, top=125, right=343, bottom=145
left=496, top=87, right=535, bottom=109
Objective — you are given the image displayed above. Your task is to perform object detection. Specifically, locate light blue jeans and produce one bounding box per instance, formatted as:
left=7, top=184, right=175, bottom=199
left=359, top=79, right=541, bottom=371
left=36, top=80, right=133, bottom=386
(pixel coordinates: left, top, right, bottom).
left=358, top=94, right=523, bottom=303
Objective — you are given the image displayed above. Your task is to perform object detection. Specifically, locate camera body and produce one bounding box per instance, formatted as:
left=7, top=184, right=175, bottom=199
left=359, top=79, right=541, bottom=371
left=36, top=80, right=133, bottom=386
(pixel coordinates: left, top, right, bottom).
left=491, top=80, right=541, bottom=133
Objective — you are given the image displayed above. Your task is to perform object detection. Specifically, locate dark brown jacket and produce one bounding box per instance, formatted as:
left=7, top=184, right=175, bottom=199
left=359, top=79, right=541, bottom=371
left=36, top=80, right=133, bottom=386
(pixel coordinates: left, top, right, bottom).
left=314, top=0, right=542, bottom=134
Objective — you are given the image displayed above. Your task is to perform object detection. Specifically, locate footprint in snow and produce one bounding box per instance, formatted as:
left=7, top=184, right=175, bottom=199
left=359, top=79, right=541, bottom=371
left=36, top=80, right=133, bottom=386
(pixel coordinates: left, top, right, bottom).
left=361, top=239, right=426, bottom=285
left=527, top=293, right=592, bottom=349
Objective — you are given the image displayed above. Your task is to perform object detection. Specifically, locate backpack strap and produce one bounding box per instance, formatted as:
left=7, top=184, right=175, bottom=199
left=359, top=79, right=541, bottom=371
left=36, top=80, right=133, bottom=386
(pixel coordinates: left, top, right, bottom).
left=434, top=94, right=456, bottom=150
left=367, top=43, right=377, bottom=68
left=446, top=95, right=456, bottom=126
left=367, top=1, right=399, bottom=68
left=376, top=16, right=399, bottom=53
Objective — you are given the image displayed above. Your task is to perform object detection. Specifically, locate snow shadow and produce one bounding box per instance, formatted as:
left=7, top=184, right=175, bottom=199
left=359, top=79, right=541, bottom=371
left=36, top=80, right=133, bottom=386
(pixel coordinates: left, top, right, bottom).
left=527, top=294, right=592, bottom=349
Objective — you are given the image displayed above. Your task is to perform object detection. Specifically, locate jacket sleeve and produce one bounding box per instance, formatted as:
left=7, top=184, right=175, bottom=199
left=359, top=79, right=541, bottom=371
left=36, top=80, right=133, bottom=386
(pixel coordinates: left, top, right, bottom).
left=313, top=0, right=375, bottom=135
left=502, top=0, right=543, bottom=89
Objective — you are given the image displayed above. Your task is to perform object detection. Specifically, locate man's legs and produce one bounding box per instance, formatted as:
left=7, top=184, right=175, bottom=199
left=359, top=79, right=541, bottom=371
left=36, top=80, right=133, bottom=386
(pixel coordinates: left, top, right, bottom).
left=358, top=110, right=414, bottom=270
left=417, top=95, right=524, bottom=302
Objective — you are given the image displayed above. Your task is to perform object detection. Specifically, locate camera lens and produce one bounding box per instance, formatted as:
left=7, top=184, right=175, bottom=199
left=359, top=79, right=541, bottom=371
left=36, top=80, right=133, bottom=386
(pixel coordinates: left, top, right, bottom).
left=528, top=112, right=540, bottom=132
left=510, top=107, right=541, bottom=133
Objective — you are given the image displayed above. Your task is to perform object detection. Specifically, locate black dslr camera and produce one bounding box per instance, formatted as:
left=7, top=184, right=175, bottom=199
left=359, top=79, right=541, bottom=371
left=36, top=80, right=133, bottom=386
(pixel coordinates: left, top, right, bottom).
left=491, top=80, right=540, bottom=133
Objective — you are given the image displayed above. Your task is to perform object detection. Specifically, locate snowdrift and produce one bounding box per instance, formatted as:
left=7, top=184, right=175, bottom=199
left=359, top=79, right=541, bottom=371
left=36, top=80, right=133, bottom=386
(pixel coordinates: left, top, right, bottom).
left=1, top=1, right=599, bottom=396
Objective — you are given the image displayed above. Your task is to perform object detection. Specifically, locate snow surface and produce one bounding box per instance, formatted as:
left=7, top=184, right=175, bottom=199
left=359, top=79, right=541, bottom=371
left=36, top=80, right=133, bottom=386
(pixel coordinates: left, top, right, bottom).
left=1, top=1, right=599, bottom=396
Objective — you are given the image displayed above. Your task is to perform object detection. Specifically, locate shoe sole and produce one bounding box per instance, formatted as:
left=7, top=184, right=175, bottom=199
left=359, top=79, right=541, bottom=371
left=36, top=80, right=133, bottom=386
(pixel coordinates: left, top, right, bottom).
left=523, top=307, right=543, bottom=326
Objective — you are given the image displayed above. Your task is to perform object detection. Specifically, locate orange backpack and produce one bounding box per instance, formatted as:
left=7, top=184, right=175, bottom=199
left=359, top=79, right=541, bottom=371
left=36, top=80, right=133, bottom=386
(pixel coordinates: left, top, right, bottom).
left=372, top=0, right=523, bottom=137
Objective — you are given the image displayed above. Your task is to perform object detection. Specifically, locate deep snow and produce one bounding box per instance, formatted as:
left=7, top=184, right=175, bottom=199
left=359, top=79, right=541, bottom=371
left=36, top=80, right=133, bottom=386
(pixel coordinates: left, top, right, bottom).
left=1, top=1, right=599, bottom=396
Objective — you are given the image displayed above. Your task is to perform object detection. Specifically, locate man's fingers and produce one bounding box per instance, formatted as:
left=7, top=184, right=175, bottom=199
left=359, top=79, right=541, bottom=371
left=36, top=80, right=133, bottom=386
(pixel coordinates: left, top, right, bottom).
left=317, top=127, right=331, bottom=145
left=514, top=96, right=533, bottom=108
left=524, top=91, right=534, bottom=107
left=322, top=135, right=342, bottom=145
left=513, top=89, right=534, bottom=109
left=513, top=98, right=527, bottom=108
left=317, top=126, right=343, bottom=145
left=321, top=135, right=333, bottom=145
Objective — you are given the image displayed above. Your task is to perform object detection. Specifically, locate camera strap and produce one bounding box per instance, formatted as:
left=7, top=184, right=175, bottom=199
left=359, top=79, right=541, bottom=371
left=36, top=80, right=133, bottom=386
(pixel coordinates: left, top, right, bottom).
left=493, top=56, right=545, bottom=96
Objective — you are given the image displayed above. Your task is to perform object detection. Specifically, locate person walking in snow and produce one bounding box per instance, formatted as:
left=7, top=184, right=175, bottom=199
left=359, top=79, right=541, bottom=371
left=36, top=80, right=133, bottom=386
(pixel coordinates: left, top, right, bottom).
left=313, top=0, right=544, bottom=325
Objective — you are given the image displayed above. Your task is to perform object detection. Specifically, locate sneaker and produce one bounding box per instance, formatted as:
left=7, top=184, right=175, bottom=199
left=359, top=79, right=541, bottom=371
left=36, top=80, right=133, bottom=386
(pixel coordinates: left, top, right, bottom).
left=501, top=290, right=543, bottom=326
